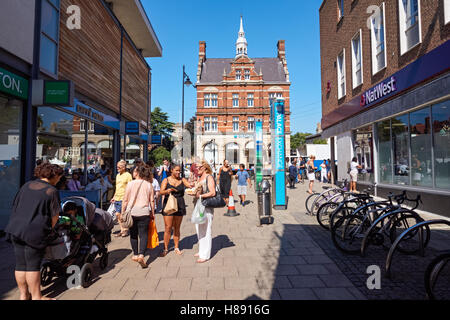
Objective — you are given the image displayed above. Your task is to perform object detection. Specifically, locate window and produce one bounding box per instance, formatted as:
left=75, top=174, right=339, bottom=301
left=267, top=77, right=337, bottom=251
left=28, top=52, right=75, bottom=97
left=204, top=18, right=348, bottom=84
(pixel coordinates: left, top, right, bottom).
left=351, top=30, right=363, bottom=88
left=232, top=94, right=239, bottom=107
left=245, top=70, right=250, bottom=80
left=247, top=93, right=254, bottom=107
left=233, top=117, right=239, bottom=132
left=445, top=0, right=450, bottom=25
left=410, top=108, right=432, bottom=187
left=399, top=0, right=421, bottom=54
left=248, top=117, right=255, bottom=132
left=354, top=125, right=373, bottom=182
left=432, top=101, right=450, bottom=189
left=338, top=0, right=344, bottom=20
left=204, top=117, right=210, bottom=132
left=370, top=3, right=387, bottom=74
left=392, top=114, right=410, bottom=185
left=225, top=143, right=240, bottom=164
left=235, top=70, right=241, bottom=80
left=40, top=0, right=60, bottom=75
left=211, top=117, right=218, bottom=132
left=337, top=49, right=346, bottom=99
left=80, top=120, right=95, bottom=132
left=204, top=94, right=218, bottom=108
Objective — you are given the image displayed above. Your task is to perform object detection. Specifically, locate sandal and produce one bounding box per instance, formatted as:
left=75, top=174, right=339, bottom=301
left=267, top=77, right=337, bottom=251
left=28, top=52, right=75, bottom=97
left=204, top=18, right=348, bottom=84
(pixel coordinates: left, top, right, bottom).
left=114, top=232, right=124, bottom=237
left=196, top=259, right=208, bottom=263
left=131, top=256, right=139, bottom=262
left=137, top=257, right=148, bottom=269
left=174, top=248, right=183, bottom=256
left=159, top=249, right=169, bottom=257
left=121, top=231, right=129, bottom=237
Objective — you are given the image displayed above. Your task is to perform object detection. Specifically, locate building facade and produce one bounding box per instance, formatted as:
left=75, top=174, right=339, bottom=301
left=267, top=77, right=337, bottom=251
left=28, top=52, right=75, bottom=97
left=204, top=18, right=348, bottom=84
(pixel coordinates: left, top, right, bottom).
left=0, top=0, right=162, bottom=228
left=319, top=0, right=450, bottom=216
left=195, top=17, right=291, bottom=170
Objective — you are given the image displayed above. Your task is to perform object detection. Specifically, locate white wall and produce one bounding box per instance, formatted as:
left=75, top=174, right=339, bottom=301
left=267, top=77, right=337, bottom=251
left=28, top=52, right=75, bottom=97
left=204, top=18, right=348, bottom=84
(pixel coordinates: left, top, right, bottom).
left=336, top=131, right=354, bottom=181
left=306, top=144, right=330, bottom=160
left=0, top=0, right=35, bottom=64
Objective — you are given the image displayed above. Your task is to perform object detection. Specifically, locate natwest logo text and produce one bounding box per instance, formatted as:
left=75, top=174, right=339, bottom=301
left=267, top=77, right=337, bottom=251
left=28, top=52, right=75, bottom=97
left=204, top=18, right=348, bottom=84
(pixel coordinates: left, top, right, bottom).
left=360, top=76, right=397, bottom=107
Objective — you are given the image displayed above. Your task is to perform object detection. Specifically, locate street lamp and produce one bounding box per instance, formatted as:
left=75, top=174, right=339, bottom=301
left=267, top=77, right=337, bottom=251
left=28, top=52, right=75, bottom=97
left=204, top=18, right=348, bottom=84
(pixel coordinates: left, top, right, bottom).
left=182, top=65, right=192, bottom=177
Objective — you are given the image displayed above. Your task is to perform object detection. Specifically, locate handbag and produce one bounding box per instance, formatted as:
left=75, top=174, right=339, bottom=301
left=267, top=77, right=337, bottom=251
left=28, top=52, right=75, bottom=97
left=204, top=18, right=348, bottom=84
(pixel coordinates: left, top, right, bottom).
left=147, top=219, right=159, bottom=249
left=164, top=193, right=178, bottom=214
left=121, top=181, right=144, bottom=229
left=106, top=203, right=117, bottom=222
left=191, top=198, right=207, bottom=224
left=202, top=175, right=226, bottom=208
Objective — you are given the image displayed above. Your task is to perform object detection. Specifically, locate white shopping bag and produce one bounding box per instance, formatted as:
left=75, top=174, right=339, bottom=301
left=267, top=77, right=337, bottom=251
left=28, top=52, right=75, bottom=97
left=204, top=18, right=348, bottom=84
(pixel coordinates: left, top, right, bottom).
left=191, top=198, right=207, bottom=224
left=107, top=203, right=117, bottom=222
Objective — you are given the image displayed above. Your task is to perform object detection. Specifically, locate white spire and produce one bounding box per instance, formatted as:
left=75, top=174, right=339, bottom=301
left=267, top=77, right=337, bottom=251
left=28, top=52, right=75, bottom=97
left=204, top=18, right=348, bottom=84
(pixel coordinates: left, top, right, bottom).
left=236, top=16, right=247, bottom=57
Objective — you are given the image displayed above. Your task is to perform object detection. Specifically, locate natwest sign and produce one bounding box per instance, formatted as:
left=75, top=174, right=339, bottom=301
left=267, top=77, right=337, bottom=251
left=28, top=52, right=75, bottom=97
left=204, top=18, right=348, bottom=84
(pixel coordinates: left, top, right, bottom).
left=360, top=76, right=397, bottom=107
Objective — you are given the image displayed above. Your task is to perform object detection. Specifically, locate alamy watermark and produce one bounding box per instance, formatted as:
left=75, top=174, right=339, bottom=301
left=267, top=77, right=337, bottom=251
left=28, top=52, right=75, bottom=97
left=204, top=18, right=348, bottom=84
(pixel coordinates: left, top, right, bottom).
left=66, top=5, right=81, bottom=30
left=366, top=265, right=381, bottom=290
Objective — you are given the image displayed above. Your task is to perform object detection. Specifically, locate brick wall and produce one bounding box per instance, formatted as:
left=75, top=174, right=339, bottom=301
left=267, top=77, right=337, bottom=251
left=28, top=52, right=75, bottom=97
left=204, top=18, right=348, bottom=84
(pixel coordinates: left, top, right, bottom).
left=320, top=0, right=450, bottom=125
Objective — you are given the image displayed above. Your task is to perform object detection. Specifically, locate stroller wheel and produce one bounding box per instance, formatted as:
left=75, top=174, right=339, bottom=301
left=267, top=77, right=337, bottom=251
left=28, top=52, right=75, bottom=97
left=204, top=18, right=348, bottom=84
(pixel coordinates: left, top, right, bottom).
left=80, top=263, right=93, bottom=288
left=40, top=262, right=53, bottom=286
left=99, top=252, right=109, bottom=270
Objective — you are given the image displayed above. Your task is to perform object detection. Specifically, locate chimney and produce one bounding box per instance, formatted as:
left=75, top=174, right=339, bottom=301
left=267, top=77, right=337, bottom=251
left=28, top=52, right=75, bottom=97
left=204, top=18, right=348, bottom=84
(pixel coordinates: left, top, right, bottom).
left=277, top=40, right=285, bottom=60
left=197, top=41, right=207, bottom=82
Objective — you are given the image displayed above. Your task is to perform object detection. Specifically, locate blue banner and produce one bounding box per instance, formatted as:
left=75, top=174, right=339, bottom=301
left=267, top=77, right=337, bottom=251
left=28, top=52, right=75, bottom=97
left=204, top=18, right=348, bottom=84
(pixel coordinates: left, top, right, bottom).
left=272, top=99, right=287, bottom=209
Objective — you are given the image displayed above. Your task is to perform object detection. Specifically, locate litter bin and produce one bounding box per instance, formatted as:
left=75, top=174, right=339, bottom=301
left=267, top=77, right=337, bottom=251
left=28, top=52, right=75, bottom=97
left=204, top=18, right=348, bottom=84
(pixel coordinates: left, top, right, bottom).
left=257, top=179, right=274, bottom=225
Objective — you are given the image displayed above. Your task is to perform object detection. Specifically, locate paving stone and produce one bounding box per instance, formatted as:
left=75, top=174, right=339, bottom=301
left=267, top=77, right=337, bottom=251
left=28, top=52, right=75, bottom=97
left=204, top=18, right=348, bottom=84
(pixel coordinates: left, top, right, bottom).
left=148, top=266, right=179, bottom=278
left=170, top=291, right=207, bottom=300
left=207, top=289, right=246, bottom=300
left=87, top=277, right=127, bottom=291
left=156, top=277, right=192, bottom=292
left=296, top=264, right=330, bottom=275
left=287, top=275, right=326, bottom=288
left=58, top=289, right=100, bottom=300
left=133, top=291, right=171, bottom=300
left=278, top=255, right=307, bottom=265
left=303, top=255, right=335, bottom=264
left=209, top=266, right=239, bottom=277
left=278, top=288, right=318, bottom=300
left=177, top=266, right=209, bottom=278
left=121, top=278, right=160, bottom=291
left=319, top=274, right=354, bottom=287
left=225, top=277, right=266, bottom=290
left=191, top=277, right=225, bottom=291
left=274, top=264, right=300, bottom=276
left=313, top=287, right=357, bottom=300
left=96, top=290, right=137, bottom=300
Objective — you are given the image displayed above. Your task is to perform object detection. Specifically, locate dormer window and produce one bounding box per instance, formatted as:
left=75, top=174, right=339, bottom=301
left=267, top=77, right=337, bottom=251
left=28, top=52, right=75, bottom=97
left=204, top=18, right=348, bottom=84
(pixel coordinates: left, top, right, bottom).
left=236, top=70, right=241, bottom=80
left=245, top=69, right=250, bottom=80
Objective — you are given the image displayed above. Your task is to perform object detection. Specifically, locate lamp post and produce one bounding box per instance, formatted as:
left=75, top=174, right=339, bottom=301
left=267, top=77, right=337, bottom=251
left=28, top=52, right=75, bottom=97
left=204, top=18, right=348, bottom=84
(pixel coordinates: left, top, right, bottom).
left=182, top=65, right=192, bottom=177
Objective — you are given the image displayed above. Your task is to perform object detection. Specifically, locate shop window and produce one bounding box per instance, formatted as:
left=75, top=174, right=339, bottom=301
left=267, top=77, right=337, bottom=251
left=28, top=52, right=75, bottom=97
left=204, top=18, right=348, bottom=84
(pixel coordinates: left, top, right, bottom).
left=0, top=95, right=23, bottom=228
left=432, top=101, right=450, bottom=189
left=354, top=125, right=373, bottom=183
left=392, top=114, right=410, bottom=185
left=410, top=107, right=432, bottom=187
left=377, top=120, right=392, bottom=184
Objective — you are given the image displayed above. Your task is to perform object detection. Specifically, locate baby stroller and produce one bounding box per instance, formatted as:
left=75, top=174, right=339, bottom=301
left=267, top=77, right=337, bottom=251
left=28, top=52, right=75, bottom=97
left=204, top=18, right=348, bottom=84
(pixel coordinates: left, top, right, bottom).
left=41, top=196, right=114, bottom=288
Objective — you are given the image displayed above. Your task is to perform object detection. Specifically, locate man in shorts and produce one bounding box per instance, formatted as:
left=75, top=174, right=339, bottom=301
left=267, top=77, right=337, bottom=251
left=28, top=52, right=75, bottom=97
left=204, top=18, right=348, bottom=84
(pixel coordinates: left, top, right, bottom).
left=235, top=164, right=252, bottom=207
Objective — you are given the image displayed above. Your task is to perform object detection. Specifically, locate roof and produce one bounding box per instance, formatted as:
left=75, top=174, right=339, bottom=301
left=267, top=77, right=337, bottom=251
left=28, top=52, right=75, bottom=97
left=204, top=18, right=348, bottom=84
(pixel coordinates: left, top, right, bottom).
left=198, top=57, right=288, bottom=84
left=109, top=0, right=162, bottom=57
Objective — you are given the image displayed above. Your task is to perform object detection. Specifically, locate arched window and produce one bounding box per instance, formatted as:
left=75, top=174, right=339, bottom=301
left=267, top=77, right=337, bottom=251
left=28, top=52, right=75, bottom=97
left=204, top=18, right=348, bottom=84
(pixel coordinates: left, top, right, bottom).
left=225, top=143, right=240, bottom=164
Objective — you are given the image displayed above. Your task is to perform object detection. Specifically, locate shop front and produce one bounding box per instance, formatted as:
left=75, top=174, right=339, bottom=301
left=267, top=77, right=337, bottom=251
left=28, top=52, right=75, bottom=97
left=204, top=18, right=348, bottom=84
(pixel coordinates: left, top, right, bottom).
left=322, top=41, right=450, bottom=216
left=36, top=99, right=120, bottom=184
left=0, top=67, right=28, bottom=229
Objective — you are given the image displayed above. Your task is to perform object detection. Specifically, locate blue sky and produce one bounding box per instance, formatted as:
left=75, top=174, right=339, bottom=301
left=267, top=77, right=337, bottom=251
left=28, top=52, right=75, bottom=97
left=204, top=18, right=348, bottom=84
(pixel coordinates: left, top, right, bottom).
left=142, top=0, right=323, bottom=134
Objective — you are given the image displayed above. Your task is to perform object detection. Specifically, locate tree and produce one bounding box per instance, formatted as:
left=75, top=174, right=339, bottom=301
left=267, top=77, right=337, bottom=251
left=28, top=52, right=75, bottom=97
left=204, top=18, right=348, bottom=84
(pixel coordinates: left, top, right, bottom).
left=149, top=146, right=171, bottom=166
left=312, top=138, right=328, bottom=145
left=150, top=107, right=175, bottom=137
left=291, top=132, right=313, bottom=151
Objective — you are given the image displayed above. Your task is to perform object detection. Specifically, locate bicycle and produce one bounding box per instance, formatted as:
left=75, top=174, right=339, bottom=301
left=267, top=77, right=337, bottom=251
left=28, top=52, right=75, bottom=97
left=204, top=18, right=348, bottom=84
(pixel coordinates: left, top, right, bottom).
left=305, top=179, right=349, bottom=216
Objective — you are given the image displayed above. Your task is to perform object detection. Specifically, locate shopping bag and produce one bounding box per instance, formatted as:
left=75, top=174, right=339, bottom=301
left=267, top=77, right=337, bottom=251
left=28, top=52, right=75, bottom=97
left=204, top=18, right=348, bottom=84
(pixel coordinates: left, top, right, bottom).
left=147, top=219, right=159, bottom=249
left=107, top=203, right=117, bottom=222
left=164, top=194, right=178, bottom=214
left=191, top=198, right=207, bottom=225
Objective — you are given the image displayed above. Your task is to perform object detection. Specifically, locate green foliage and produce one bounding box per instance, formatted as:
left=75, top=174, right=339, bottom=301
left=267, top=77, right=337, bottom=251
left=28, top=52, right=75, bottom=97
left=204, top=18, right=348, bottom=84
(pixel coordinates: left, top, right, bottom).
left=150, top=107, right=175, bottom=137
left=312, top=139, right=328, bottom=144
left=291, top=132, right=313, bottom=150
left=150, top=146, right=171, bottom=166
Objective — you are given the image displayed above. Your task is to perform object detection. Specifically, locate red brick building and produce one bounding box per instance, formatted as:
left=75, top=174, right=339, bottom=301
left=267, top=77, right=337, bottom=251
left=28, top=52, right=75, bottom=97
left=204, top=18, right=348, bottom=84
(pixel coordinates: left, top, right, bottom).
left=195, top=17, right=291, bottom=168
left=319, top=0, right=450, bottom=216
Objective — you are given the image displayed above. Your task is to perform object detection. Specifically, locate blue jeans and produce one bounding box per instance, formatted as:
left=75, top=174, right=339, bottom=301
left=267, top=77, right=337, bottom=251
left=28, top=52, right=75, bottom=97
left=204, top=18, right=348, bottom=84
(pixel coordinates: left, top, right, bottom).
left=113, top=201, right=122, bottom=213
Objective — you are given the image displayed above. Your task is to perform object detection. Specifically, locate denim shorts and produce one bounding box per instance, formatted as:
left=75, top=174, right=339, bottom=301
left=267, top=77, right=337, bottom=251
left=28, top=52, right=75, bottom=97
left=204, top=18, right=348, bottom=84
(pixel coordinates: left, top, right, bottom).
left=114, top=201, right=122, bottom=213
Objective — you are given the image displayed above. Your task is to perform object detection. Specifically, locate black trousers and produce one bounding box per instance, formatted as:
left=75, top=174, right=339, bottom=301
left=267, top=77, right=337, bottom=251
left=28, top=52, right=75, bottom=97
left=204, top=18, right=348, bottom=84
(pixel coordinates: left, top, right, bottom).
left=288, top=175, right=296, bottom=188
left=130, top=216, right=150, bottom=256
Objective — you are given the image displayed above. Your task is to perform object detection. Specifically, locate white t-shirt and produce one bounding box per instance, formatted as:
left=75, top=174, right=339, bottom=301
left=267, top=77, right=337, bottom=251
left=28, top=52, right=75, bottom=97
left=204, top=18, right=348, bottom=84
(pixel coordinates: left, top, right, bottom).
left=320, top=163, right=327, bottom=173
left=350, top=161, right=359, bottom=173
left=152, top=179, right=160, bottom=193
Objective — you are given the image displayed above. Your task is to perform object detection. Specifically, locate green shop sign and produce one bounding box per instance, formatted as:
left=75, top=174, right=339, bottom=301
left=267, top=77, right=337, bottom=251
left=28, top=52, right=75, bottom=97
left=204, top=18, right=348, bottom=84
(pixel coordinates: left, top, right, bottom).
left=44, top=80, right=70, bottom=105
left=0, top=67, right=28, bottom=100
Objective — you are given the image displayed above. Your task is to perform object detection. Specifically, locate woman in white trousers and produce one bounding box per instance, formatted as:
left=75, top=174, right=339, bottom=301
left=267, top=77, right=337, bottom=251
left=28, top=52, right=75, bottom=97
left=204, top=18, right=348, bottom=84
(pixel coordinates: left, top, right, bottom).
left=194, top=160, right=216, bottom=263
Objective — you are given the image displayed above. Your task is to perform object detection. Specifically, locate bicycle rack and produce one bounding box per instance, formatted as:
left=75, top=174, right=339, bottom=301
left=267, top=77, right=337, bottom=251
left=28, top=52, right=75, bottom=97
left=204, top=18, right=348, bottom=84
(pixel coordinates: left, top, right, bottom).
left=385, top=219, right=450, bottom=279
left=360, top=207, right=411, bottom=257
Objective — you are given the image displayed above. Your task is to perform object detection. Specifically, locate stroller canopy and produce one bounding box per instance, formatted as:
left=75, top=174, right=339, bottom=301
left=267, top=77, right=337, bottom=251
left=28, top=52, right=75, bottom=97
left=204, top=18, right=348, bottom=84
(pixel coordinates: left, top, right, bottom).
left=61, top=196, right=96, bottom=227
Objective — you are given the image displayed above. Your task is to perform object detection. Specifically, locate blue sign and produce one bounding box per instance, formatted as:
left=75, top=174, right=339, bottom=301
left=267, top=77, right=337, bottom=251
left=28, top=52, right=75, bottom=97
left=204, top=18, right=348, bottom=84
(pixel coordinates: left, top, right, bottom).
left=151, top=134, right=162, bottom=145
left=65, top=99, right=120, bottom=130
left=125, top=121, right=139, bottom=135
left=271, top=98, right=287, bottom=209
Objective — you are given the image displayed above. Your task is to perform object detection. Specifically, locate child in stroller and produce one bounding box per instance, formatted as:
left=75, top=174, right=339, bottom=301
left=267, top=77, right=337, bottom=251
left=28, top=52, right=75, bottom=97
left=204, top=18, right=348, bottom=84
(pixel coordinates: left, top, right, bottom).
left=41, top=197, right=114, bottom=288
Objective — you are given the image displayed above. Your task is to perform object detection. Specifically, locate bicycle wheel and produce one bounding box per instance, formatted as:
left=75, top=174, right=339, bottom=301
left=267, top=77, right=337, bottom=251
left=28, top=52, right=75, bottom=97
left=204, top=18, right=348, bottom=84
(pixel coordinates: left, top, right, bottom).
left=389, top=213, right=431, bottom=255
left=316, top=201, right=338, bottom=230
left=424, top=252, right=450, bottom=300
left=329, top=201, right=361, bottom=230
left=331, top=214, right=370, bottom=254
left=305, top=192, right=320, bottom=214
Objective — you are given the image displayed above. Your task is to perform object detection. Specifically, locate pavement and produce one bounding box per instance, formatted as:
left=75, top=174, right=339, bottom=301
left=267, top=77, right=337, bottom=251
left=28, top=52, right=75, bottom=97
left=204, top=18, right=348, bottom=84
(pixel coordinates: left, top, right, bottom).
left=1, top=181, right=450, bottom=300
